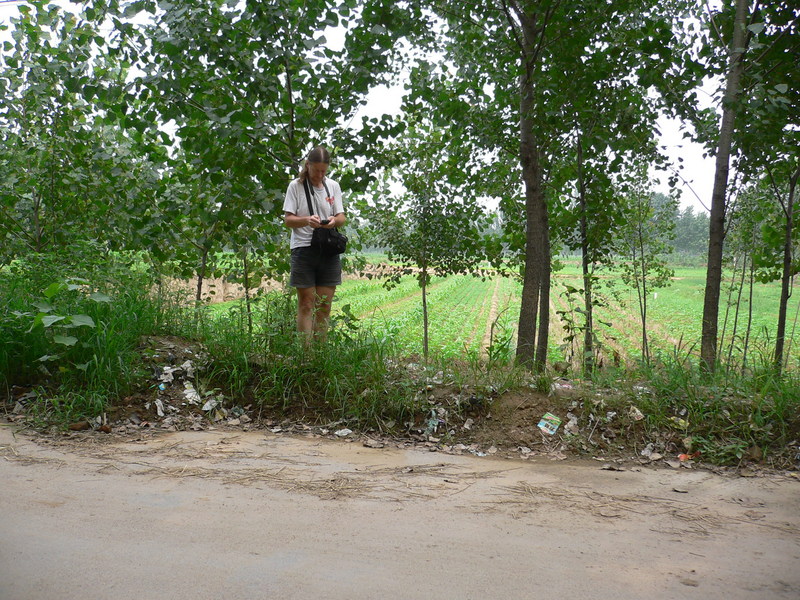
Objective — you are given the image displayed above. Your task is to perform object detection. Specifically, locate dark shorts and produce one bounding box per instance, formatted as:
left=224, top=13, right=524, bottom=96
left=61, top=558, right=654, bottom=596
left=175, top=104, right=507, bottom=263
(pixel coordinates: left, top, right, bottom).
left=289, top=246, right=342, bottom=288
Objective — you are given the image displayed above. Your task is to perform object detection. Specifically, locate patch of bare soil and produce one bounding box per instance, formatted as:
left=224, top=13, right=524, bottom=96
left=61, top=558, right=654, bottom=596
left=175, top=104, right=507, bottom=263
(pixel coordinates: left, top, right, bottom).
left=3, top=424, right=800, bottom=600
left=161, top=276, right=282, bottom=304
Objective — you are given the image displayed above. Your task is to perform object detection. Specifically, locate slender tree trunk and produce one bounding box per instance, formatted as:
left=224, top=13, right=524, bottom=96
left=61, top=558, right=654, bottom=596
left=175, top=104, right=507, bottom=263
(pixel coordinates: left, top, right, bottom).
left=785, top=294, right=800, bottom=371
left=637, top=224, right=650, bottom=365
left=701, top=0, right=750, bottom=372
left=577, top=137, right=595, bottom=373
left=727, top=253, right=748, bottom=367
left=535, top=186, right=551, bottom=371
left=32, top=192, right=44, bottom=252
left=719, top=256, right=740, bottom=357
left=422, top=267, right=429, bottom=362
left=516, top=82, right=543, bottom=366
left=195, top=247, right=209, bottom=309
left=774, top=165, right=799, bottom=375
left=285, top=56, right=298, bottom=171
left=743, top=249, right=755, bottom=371
left=243, top=248, right=253, bottom=337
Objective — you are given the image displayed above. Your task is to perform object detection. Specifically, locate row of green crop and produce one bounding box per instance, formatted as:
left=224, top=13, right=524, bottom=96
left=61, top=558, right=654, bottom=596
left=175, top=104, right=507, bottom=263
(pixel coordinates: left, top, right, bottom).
left=333, top=262, right=800, bottom=369
left=425, top=278, right=494, bottom=356
left=373, top=277, right=488, bottom=357
left=336, top=276, right=428, bottom=318
left=334, top=275, right=501, bottom=358
left=337, top=275, right=461, bottom=320
left=548, top=267, right=800, bottom=367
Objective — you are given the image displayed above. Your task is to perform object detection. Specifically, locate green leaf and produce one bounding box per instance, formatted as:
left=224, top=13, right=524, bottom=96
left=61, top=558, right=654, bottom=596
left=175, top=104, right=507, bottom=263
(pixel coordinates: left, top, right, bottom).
left=89, top=292, right=112, bottom=303
left=32, top=301, right=54, bottom=313
left=54, top=335, right=79, bottom=346
left=68, top=314, right=96, bottom=328
left=775, top=83, right=788, bottom=94
left=42, top=315, right=67, bottom=328
left=43, top=282, right=67, bottom=299
left=747, top=23, right=765, bottom=35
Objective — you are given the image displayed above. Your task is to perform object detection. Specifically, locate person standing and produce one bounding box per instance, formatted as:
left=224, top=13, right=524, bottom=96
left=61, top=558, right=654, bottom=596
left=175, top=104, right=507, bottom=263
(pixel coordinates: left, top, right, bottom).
left=283, top=146, right=346, bottom=341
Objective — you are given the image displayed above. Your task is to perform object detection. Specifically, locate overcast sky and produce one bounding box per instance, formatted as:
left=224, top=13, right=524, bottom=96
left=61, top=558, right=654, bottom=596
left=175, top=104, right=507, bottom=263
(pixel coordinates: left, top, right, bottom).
left=1, top=0, right=714, bottom=213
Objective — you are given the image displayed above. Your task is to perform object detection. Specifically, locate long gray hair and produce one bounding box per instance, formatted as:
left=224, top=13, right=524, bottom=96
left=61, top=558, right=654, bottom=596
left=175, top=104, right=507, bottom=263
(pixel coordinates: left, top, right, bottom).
left=298, top=146, right=331, bottom=182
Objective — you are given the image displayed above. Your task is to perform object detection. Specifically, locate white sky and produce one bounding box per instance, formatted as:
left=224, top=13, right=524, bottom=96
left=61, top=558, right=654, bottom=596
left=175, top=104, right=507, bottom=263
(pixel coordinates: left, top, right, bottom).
left=352, top=85, right=715, bottom=214
left=1, top=0, right=714, bottom=213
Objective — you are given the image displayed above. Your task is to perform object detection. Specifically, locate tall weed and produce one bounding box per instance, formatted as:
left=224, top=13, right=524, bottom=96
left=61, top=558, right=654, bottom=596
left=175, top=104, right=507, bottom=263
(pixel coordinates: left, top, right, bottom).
left=635, top=352, right=800, bottom=461
left=0, top=252, right=172, bottom=422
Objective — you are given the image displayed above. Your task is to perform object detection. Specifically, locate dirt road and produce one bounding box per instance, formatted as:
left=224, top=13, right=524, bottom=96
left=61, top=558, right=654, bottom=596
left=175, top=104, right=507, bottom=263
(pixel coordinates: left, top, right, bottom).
left=1, top=425, right=798, bottom=600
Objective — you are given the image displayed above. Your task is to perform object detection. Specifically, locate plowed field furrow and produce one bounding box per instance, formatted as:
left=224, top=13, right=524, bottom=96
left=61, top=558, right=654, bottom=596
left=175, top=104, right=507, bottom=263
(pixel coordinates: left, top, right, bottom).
left=428, top=280, right=494, bottom=355
left=342, top=277, right=459, bottom=320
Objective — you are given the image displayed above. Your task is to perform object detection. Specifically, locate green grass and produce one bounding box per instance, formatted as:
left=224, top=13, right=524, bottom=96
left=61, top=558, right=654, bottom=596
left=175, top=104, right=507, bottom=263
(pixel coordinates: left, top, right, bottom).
left=0, top=253, right=175, bottom=423
left=551, top=263, right=800, bottom=369
left=3, top=253, right=798, bottom=466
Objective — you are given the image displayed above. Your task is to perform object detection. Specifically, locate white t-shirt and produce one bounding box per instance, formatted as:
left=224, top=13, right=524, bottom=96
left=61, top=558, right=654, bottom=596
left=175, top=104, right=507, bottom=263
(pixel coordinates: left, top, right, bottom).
left=283, top=178, right=345, bottom=250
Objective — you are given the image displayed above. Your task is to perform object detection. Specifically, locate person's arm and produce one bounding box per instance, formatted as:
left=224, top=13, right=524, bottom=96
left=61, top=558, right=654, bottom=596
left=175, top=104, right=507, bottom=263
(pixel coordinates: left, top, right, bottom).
left=285, top=212, right=322, bottom=229
left=283, top=181, right=322, bottom=229
left=319, top=212, right=345, bottom=229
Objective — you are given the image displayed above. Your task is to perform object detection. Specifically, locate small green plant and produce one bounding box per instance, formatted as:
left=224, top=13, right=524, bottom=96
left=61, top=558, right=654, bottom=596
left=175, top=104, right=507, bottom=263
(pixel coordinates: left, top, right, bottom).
left=0, top=253, right=177, bottom=426
left=486, top=308, right=514, bottom=366
left=25, top=387, right=107, bottom=427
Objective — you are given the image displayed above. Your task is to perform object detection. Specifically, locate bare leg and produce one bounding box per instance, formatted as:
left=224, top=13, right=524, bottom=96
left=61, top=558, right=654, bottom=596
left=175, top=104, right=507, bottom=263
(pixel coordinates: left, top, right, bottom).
left=313, top=286, right=336, bottom=340
left=296, top=286, right=316, bottom=342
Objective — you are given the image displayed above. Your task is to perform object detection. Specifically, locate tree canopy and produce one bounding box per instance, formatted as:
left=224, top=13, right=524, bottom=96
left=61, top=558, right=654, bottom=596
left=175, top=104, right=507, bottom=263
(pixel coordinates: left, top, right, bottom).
left=1, top=0, right=797, bottom=375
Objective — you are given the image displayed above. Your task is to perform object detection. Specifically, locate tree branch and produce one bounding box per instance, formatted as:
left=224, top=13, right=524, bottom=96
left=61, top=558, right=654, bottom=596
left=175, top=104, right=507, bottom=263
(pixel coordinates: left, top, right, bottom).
left=499, top=0, right=523, bottom=52
left=766, top=164, right=789, bottom=219
left=0, top=209, right=38, bottom=252
left=705, top=0, right=726, bottom=48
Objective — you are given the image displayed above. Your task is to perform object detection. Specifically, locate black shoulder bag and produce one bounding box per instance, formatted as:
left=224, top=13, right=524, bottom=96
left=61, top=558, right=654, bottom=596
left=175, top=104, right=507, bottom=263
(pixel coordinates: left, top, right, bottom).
left=302, top=178, right=347, bottom=256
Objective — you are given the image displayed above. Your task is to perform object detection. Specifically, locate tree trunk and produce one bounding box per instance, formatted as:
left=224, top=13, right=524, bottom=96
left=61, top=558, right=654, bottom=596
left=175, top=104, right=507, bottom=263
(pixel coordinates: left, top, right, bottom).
left=743, top=248, right=755, bottom=371
left=577, top=137, right=595, bottom=373
left=515, top=13, right=548, bottom=369
left=32, top=191, right=44, bottom=253
left=727, top=253, right=748, bottom=367
left=639, top=231, right=650, bottom=365
left=535, top=187, right=551, bottom=372
left=774, top=164, right=799, bottom=375
left=785, top=294, right=800, bottom=371
left=719, top=256, right=740, bottom=358
left=700, top=0, right=750, bottom=372
left=195, top=247, right=209, bottom=309
left=632, top=225, right=650, bottom=365
left=243, top=247, right=253, bottom=337
left=421, top=263, right=429, bottom=362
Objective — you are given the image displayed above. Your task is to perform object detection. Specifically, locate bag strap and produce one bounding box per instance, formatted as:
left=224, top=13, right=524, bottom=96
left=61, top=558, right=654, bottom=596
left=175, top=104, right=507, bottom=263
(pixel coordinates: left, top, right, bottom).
left=302, top=179, right=334, bottom=221
left=302, top=178, right=316, bottom=217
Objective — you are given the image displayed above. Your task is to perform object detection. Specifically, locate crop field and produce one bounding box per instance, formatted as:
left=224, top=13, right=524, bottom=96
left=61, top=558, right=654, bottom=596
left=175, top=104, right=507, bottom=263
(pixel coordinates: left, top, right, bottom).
left=336, top=275, right=520, bottom=359
left=333, top=263, right=800, bottom=370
